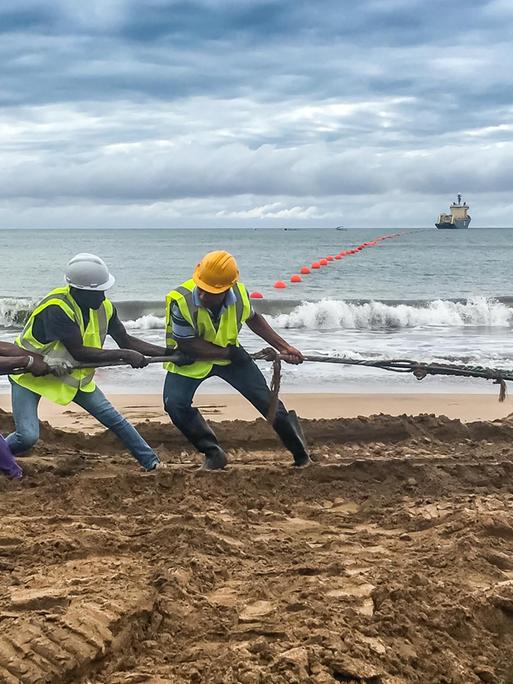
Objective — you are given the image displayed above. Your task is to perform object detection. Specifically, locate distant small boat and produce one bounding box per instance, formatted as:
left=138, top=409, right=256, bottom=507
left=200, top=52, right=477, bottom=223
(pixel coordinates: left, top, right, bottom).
left=336, top=225, right=345, bottom=230
left=436, top=194, right=471, bottom=229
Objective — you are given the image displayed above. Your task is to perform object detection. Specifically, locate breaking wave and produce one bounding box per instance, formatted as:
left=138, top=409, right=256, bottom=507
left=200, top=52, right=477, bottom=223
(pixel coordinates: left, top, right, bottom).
left=0, top=298, right=34, bottom=329
left=124, top=314, right=165, bottom=330
left=2, top=295, right=512, bottom=332
left=121, top=296, right=513, bottom=331
left=271, top=297, right=513, bottom=330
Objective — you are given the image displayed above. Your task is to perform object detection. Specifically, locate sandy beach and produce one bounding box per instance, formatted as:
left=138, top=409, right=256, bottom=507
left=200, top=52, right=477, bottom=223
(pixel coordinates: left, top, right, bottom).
left=1, top=391, right=512, bottom=432
left=3, top=408, right=513, bottom=682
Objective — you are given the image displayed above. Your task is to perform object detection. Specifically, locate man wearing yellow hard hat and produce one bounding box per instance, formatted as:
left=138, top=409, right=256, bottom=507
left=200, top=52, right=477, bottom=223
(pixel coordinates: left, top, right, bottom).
left=162, top=250, right=311, bottom=470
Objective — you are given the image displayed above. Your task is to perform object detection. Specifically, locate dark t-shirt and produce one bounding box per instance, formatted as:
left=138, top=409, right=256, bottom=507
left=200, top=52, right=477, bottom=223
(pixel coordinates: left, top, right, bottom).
left=32, top=305, right=125, bottom=345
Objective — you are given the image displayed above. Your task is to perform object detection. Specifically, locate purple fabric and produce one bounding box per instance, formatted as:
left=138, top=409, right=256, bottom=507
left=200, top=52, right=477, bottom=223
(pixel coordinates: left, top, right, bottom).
left=0, top=433, right=22, bottom=479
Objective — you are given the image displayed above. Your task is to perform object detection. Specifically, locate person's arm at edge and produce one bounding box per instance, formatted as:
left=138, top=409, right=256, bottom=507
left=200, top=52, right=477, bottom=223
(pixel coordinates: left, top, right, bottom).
left=0, top=342, right=49, bottom=375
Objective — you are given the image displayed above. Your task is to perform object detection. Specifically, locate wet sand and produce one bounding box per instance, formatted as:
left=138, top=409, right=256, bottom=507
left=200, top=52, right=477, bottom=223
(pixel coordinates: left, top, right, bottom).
left=1, top=391, right=512, bottom=432
left=2, top=411, right=513, bottom=682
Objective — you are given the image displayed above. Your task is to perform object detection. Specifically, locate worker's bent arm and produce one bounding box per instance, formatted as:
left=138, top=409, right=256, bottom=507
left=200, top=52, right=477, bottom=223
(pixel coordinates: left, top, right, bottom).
left=60, top=328, right=147, bottom=366
left=246, top=313, right=298, bottom=352
left=176, top=337, right=231, bottom=361
left=246, top=313, right=304, bottom=364
left=109, top=326, right=167, bottom=357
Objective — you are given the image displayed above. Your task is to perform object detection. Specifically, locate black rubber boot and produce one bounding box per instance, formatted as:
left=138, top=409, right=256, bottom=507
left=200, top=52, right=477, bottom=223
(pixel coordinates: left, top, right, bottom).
left=200, top=445, right=228, bottom=471
left=177, top=412, right=228, bottom=470
left=274, top=410, right=312, bottom=468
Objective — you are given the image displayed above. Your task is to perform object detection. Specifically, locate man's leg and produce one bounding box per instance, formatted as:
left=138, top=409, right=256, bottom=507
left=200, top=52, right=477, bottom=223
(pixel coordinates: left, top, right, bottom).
left=215, top=359, right=311, bottom=467
left=163, top=371, right=227, bottom=470
left=6, top=381, right=42, bottom=455
left=74, top=386, right=159, bottom=470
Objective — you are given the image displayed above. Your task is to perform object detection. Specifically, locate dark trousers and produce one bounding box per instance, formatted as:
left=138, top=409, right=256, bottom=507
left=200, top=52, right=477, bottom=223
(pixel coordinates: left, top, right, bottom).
left=163, top=358, right=307, bottom=460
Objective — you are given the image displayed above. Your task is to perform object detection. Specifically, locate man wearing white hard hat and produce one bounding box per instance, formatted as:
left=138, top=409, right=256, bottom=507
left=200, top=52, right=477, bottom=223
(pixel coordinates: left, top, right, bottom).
left=7, top=254, right=166, bottom=471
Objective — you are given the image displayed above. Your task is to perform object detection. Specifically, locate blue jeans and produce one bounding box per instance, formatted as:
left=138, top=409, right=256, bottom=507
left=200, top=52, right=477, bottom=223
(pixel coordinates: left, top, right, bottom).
left=7, top=382, right=159, bottom=470
left=163, top=358, right=308, bottom=463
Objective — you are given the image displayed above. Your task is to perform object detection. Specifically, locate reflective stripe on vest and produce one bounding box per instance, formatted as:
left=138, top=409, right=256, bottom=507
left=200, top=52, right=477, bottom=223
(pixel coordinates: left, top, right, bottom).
left=10, top=286, right=113, bottom=405
left=164, top=280, right=251, bottom=379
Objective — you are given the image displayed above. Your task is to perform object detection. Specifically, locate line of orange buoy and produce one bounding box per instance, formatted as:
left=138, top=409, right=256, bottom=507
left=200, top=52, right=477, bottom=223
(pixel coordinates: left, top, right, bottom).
left=248, top=232, right=404, bottom=299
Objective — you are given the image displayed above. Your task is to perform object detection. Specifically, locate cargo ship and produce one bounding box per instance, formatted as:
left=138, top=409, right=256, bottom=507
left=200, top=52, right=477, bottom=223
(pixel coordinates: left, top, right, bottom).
left=435, top=194, right=471, bottom=229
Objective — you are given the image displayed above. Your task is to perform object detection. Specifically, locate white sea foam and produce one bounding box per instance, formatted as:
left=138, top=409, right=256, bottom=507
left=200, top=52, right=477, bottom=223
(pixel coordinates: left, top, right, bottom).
left=124, top=314, right=166, bottom=330
left=271, top=297, right=513, bottom=330
left=3, top=296, right=511, bottom=333
left=0, top=298, right=33, bottom=328
left=111, top=297, right=513, bottom=331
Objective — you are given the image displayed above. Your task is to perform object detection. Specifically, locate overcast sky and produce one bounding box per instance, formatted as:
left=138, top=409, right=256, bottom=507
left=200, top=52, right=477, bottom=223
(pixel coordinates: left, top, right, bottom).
left=2, top=0, right=513, bottom=228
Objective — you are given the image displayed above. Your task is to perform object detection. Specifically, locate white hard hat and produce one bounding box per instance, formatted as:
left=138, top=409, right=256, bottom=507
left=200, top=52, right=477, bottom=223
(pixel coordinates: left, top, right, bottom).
left=65, top=253, right=116, bottom=291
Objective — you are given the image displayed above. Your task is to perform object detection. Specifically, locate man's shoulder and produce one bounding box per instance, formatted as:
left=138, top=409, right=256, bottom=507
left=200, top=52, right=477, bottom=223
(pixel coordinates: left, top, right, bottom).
left=34, top=303, right=72, bottom=322
left=166, top=279, right=195, bottom=295
left=170, top=301, right=189, bottom=321
left=32, top=304, right=79, bottom=344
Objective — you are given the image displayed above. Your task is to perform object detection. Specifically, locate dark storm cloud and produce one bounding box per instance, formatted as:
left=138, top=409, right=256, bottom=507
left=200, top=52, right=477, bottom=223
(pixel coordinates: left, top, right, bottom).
left=1, top=0, right=513, bottom=226
left=1, top=0, right=510, bottom=108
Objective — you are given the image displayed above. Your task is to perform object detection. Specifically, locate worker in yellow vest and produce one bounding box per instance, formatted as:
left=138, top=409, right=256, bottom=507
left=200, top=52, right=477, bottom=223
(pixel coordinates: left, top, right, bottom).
left=162, top=250, right=311, bottom=470
left=7, top=253, right=167, bottom=471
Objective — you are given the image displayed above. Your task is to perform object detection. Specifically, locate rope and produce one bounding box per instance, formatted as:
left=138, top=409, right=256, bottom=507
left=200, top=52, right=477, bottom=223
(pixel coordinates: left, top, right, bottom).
left=278, top=354, right=512, bottom=403
left=302, top=355, right=512, bottom=401
left=252, top=347, right=282, bottom=423
left=2, top=352, right=511, bottom=414
left=248, top=352, right=512, bottom=420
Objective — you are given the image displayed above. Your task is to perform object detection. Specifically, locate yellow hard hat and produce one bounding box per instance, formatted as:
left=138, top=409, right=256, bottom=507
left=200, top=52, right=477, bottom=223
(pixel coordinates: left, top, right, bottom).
left=193, top=250, right=240, bottom=293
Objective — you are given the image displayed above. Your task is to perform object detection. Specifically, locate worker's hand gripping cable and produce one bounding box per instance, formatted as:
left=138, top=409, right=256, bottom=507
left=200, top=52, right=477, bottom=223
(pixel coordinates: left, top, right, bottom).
left=3, top=351, right=511, bottom=402
left=44, top=357, right=75, bottom=377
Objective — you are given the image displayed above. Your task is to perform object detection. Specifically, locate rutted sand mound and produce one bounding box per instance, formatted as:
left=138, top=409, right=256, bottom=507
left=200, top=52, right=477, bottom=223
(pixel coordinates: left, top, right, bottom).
left=3, top=407, right=513, bottom=455
left=2, top=412, right=513, bottom=682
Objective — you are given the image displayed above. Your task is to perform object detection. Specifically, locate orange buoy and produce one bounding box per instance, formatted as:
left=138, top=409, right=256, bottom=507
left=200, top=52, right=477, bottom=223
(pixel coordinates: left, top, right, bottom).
left=249, top=291, right=264, bottom=299
left=273, top=280, right=286, bottom=289
left=319, top=258, right=328, bottom=266
left=326, top=255, right=334, bottom=261
left=290, top=274, right=302, bottom=283
left=300, top=266, right=311, bottom=274
left=311, top=261, right=320, bottom=269
left=335, top=254, right=342, bottom=260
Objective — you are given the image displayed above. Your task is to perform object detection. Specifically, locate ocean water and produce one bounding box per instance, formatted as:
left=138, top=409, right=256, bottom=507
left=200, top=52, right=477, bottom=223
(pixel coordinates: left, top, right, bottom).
left=1, top=227, right=512, bottom=395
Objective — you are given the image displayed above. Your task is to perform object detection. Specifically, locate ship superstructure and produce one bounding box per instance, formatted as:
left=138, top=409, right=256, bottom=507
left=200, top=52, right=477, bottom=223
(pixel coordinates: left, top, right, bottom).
left=435, top=194, right=471, bottom=229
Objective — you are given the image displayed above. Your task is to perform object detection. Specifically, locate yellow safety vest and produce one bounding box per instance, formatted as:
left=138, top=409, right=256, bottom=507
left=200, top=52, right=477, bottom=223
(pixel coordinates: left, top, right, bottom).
left=164, top=279, right=251, bottom=378
left=10, top=286, right=114, bottom=405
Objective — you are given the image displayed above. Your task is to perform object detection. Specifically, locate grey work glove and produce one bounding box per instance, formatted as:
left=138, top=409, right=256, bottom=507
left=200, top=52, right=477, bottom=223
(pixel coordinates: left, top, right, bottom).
left=44, top=357, right=75, bottom=377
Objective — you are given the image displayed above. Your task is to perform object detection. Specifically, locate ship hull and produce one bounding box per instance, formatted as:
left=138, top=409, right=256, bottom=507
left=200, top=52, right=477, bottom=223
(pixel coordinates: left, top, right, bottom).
left=435, top=218, right=471, bottom=230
